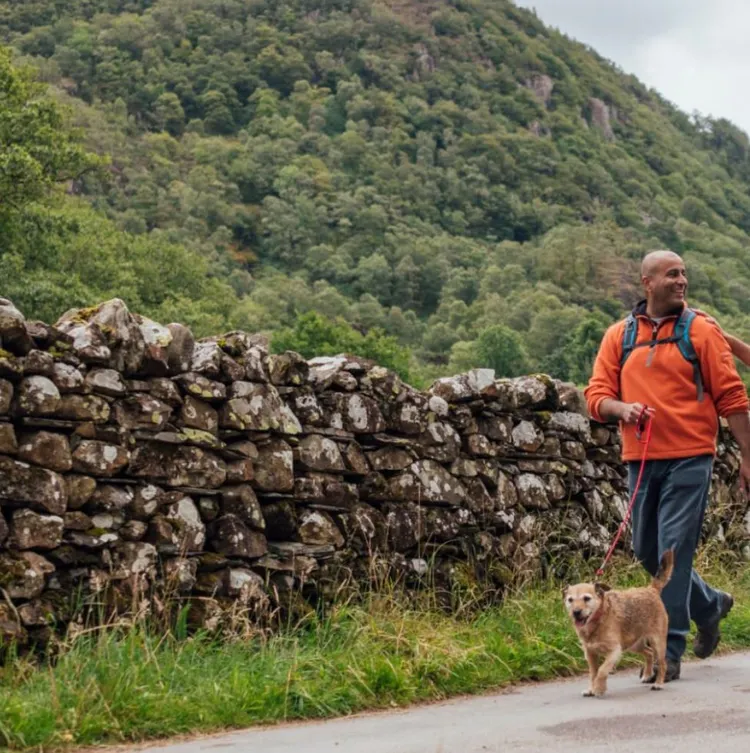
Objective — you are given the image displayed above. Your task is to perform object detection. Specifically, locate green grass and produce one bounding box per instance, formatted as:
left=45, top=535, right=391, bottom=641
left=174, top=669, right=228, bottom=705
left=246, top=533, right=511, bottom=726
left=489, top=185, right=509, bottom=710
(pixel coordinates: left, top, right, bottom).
left=3, top=552, right=750, bottom=751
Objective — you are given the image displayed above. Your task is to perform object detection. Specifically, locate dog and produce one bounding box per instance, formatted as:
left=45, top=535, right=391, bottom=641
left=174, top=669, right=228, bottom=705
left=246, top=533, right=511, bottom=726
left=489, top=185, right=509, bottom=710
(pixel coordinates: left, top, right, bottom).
left=562, top=549, right=674, bottom=697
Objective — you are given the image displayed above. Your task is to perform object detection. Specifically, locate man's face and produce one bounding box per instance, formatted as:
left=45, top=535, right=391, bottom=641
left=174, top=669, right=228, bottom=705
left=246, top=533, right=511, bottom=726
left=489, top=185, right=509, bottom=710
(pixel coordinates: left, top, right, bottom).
left=643, top=256, right=687, bottom=310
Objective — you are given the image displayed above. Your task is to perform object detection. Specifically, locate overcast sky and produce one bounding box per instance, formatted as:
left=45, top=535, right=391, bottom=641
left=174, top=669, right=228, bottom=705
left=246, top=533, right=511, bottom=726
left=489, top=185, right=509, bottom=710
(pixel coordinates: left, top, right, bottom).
left=514, top=0, right=750, bottom=135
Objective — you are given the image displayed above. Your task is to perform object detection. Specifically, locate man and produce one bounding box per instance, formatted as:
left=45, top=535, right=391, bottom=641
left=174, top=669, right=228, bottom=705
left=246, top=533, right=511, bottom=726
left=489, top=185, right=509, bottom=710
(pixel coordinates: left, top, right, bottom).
left=584, top=249, right=750, bottom=682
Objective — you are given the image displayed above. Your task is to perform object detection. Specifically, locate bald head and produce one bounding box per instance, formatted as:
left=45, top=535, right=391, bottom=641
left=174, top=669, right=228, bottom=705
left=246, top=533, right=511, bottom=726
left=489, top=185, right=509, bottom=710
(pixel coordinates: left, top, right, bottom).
left=641, top=250, right=684, bottom=279
left=640, top=250, right=688, bottom=316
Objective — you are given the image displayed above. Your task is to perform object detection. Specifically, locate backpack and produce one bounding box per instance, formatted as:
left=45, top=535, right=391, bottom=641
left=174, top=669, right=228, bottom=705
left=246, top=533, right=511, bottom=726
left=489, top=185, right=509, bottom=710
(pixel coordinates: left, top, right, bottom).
left=620, top=307, right=704, bottom=402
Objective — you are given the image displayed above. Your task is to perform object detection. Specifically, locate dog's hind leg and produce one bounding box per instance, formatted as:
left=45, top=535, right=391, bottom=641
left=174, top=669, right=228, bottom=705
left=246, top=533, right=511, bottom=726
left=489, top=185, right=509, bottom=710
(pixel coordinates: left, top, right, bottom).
left=651, top=635, right=668, bottom=691
left=640, top=645, right=655, bottom=685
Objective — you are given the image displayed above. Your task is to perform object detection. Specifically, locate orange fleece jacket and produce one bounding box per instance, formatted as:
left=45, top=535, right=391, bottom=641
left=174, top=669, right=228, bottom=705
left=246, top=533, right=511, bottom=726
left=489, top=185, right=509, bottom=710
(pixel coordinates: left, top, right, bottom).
left=584, top=308, right=749, bottom=461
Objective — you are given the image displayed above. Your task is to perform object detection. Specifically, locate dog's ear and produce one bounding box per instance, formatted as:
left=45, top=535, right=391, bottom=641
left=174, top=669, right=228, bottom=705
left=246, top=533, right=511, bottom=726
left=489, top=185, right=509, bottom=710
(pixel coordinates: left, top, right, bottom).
left=561, top=585, right=569, bottom=598
left=595, top=583, right=611, bottom=597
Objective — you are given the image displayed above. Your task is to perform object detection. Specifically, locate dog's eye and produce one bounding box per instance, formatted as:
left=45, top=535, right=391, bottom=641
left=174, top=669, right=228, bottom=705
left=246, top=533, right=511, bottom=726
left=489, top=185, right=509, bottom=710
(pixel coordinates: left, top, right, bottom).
left=583, top=595, right=591, bottom=602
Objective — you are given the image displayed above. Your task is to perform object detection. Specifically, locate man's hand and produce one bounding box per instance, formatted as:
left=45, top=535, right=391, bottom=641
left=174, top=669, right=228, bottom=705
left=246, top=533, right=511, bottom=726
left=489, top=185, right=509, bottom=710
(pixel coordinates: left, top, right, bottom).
left=599, top=398, right=655, bottom=425
left=618, top=402, right=655, bottom=425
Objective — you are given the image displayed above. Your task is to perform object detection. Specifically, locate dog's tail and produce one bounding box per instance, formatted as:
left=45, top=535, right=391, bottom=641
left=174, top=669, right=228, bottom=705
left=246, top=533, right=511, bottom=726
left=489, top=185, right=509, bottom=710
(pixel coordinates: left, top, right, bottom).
left=650, top=549, right=674, bottom=592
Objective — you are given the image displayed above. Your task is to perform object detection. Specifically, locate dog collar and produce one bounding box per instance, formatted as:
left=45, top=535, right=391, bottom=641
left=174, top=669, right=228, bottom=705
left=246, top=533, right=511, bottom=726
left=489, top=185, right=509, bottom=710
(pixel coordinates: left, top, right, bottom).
left=584, top=604, right=605, bottom=628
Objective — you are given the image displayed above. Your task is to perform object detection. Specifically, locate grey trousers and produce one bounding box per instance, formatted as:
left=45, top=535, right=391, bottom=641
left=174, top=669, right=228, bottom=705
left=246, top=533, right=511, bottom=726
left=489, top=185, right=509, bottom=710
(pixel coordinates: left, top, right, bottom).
left=628, top=455, right=722, bottom=661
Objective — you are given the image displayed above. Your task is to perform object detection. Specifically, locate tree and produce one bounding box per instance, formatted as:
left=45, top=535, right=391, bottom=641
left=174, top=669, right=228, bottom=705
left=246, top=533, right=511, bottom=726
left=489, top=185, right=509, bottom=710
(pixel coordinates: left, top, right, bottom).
left=0, top=47, right=100, bottom=214
left=473, top=325, right=530, bottom=377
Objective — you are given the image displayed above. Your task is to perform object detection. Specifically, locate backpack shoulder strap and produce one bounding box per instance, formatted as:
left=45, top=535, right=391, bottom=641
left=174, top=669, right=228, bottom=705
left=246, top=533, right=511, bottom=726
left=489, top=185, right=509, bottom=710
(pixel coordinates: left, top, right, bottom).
left=674, top=308, right=705, bottom=402
left=620, top=313, right=638, bottom=367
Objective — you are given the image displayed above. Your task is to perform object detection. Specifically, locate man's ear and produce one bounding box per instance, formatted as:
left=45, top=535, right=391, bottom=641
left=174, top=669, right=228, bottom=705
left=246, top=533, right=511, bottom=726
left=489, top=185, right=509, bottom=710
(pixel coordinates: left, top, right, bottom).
left=595, top=583, right=611, bottom=597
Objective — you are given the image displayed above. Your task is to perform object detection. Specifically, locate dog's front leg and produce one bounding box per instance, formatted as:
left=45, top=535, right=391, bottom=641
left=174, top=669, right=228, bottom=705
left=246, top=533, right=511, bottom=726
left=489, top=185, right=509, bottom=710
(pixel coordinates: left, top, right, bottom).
left=582, top=647, right=600, bottom=697
left=589, top=647, right=622, bottom=697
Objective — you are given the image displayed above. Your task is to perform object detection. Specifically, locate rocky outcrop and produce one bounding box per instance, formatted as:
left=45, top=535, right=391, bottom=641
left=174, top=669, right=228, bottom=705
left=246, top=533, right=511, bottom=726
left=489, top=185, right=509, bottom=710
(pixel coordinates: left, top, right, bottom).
left=0, top=298, right=747, bottom=647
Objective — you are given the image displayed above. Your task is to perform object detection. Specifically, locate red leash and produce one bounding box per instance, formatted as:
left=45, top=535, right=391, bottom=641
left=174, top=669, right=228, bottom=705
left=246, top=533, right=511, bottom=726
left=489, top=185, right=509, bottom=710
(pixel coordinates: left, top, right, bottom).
left=596, top=407, right=653, bottom=577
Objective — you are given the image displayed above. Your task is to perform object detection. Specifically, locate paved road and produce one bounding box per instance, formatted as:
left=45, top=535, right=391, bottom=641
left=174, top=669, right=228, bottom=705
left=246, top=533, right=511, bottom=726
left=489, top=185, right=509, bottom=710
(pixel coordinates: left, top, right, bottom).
left=134, top=652, right=750, bottom=753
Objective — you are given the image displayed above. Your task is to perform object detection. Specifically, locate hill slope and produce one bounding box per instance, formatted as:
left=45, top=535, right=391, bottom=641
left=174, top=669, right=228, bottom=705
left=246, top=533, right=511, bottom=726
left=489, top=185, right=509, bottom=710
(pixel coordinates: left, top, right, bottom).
left=3, top=0, right=750, bottom=385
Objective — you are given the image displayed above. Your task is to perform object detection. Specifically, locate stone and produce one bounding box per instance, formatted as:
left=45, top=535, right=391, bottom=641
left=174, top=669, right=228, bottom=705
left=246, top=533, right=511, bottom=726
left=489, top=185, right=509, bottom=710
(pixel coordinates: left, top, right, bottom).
left=130, top=444, right=227, bottom=489
left=387, top=400, right=426, bottom=435
left=220, top=383, right=301, bottom=434
left=419, top=422, right=461, bottom=463
left=382, top=503, right=422, bottom=551
left=496, top=471, right=519, bottom=510
left=148, top=378, right=182, bottom=406
left=226, top=440, right=258, bottom=460
left=24, top=349, right=54, bottom=376
left=515, top=473, right=550, bottom=510
left=0, top=349, right=23, bottom=380
left=51, top=363, right=86, bottom=393
left=63, top=511, right=93, bottom=531
left=209, top=514, right=268, bottom=558
left=72, top=440, right=130, bottom=476
left=221, top=485, right=264, bottom=529
left=297, top=435, right=346, bottom=472
left=589, top=97, right=615, bottom=140
left=478, top=415, right=513, bottom=442
left=0, top=378, right=13, bottom=414
left=389, top=460, right=466, bottom=505
left=343, top=393, right=387, bottom=434
left=0, top=551, right=55, bottom=599
left=64, top=475, right=97, bottom=510
left=85, top=368, right=127, bottom=397
left=134, top=316, right=172, bottom=375
left=0, top=423, right=17, bottom=455
left=429, top=369, right=495, bottom=403
left=114, top=394, right=172, bottom=431
left=56, top=394, right=111, bottom=423
left=293, top=390, right=324, bottom=425
left=545, top=474, right=567, bottom=502
left=180, top=396, right=218, bottom=434
left=510, top=375, right=557, bottom=410
left=367, top=447, right=413, bottom=472
left=465, top=433, right=494, bottom=457
left=113, top=541, right=158, bottom=577
left=226, top=457, right=254, bottom=484
left=9, top=509, right=63, bottom=550
left=0, top=456, right=67, bottom=514
left=16, top=376, right=60, bottom=416
left=253, top=439, right=294, bottom=492
left=337, top=503, right=386, bottom=551
left=512, top=421, right=545, bottom=453
left=262, top=501, right=298, bottom=540
left=342, top=441, right=369, bottom=475
left=131, top=484, right=162, bottom=519
left=88, top=484, right=133, bottom=513
left=0, top=511, right=7, bottom=546
left=546, top=412, right=592, bottom=441
left=17, top=431, right=72, bottom=472
left=267, top=351, right=309, bottom=386
left=0, top=298, right=31, bottom=354
left=164, top=495, right=206, bottom=552
left=166, top=323, right=195, bottom=374
left=164, top=557, right=199, bottom=593
left=190, top=341, right=223, bottom=378
left=298, top=509, right=344, bottom=548
left=58, top=299, right=147, bottom=372
left=174, top=373, right=226, bottom=403
left=120, top=520, right=148, bottom=541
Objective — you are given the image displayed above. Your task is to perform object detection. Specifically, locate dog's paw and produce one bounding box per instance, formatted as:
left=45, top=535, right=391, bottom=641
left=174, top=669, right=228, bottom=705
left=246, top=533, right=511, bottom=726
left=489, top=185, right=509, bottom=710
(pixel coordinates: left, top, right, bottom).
left=650, top=685, right=663, bottom=692
left=582, top=690, right=595, bottom=697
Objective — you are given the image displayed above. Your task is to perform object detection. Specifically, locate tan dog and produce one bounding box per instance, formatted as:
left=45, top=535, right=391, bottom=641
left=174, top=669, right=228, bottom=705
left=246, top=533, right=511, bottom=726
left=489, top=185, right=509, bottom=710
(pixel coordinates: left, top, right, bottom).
left=563, top=549, right=674, bottom=697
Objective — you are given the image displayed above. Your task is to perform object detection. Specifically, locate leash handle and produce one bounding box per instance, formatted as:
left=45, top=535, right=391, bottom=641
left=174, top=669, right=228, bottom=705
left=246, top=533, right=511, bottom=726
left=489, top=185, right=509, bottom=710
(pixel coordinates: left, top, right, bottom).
left=595, top=407, right=653, bottom=577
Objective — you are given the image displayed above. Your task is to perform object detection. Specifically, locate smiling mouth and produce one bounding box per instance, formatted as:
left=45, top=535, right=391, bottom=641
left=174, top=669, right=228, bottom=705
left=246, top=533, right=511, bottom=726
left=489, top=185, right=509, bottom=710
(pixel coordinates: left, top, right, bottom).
left=574, top=615, right=589, bottom=628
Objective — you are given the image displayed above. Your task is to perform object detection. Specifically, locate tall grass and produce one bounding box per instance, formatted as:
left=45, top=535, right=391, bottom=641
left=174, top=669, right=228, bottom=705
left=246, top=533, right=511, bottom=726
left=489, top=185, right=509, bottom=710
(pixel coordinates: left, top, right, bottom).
left=2, top=549, right=750, bottom=751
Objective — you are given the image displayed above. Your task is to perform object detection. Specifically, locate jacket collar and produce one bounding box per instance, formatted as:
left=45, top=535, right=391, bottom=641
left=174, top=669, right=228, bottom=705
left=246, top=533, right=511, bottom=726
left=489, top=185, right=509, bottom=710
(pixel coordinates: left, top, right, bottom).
left=632, top=299, right=686, bottom=320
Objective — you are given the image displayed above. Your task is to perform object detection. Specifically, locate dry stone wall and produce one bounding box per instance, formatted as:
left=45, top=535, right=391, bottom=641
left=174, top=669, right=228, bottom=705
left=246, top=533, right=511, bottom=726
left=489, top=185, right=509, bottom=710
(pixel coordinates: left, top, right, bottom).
left=0, top=297, right=748, bottom=646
